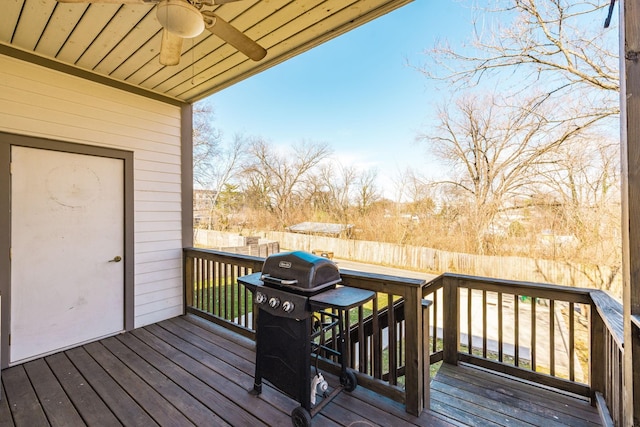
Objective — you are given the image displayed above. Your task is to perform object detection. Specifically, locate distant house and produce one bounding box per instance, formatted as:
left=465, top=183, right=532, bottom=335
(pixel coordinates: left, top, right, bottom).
left=287, top=222, right=354, bottom=238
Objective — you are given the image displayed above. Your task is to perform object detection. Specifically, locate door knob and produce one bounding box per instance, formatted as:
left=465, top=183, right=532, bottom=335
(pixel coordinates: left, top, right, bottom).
left=109, top=256, right=122, bottom=263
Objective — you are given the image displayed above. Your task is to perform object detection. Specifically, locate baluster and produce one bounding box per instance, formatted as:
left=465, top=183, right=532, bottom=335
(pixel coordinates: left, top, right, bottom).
left=549, top=299, right=555, bottom=376
left=388, top=294, right=397, bottom=385
left=467, top=288, right=472, bottom=354
left=531, top=296, right=537, bottom=371
left=482, top=289, right=487, bottom=359
left=498, top=292, right=503, bottom=363
left=515, top=294, right=520, bottom=367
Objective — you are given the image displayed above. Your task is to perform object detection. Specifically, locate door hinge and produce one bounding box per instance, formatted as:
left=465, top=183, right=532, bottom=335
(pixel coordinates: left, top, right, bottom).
left=8, top=334, right=11, bottom=346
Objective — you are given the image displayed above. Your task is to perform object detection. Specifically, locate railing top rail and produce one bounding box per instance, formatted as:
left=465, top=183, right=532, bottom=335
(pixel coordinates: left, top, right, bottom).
left=339, top=269, right=426, bottom=288
left=185, top=248, right=427, bottom=295
left=590, top=289, right=624, bottom=348
left=340, top=269, right=426, bottom=296
left=429, top=272, right=593, bottom=303
left=184, top=247, right=265, bottom=267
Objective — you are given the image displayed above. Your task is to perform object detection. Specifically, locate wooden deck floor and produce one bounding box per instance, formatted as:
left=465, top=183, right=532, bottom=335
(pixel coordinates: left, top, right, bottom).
left=0, top=315, right=601, bottom=427
left=431, top=363, right=602, bottom=427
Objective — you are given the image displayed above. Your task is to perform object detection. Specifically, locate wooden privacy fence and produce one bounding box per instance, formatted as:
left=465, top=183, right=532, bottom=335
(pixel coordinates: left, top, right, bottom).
left=264, top=231, right=622, bottom=296
left=193, top=229, right=279, bottom=257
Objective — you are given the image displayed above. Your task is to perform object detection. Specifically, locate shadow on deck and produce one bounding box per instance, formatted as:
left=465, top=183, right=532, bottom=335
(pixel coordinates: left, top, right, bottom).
left=0, top=314, right=601, bottom=426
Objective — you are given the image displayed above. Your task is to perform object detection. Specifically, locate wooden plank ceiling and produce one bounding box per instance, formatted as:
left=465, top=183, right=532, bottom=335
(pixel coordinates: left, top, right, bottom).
left=0, top=0, right=412, bottom=104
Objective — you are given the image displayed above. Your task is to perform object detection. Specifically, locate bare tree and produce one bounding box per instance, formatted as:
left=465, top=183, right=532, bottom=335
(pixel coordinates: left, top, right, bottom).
left=420, top=91, right=603, bottom=253
left=242, top=139, right=332, bottom=228
left=416, top=0, right=620, bottom=261
left=393, top=167, right=436, bottom=216
left=195, top=133, right=248, bottom=229
left=421, top=0, right=618, bottom=105
left=355, top=168, right=381, bottom=215
left=533, top=134, right=620, bottom=262
left=316, top=163, right=358, bottom=224
left=193, top=101, right=222, bottom=184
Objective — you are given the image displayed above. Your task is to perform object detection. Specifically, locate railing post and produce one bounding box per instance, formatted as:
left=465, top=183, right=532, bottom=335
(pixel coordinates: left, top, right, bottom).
left=590, top=303, right=605, bottom=406
left=422, top=299, right=432, bottom=411
left=442, top=276, right=459, bottom=365
left=183, top=249, right=193, bottom=312
left=404, top=284, right=424, bottom=416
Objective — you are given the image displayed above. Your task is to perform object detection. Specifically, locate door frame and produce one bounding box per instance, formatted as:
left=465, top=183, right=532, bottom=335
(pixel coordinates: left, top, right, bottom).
left=0, top=132, right=135, bottom=368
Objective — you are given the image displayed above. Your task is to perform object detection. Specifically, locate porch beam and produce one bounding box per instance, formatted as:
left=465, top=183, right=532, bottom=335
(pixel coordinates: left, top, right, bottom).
left=619, top=0, right=640, bottom=424
left=181, top=104, right=194, bottom=250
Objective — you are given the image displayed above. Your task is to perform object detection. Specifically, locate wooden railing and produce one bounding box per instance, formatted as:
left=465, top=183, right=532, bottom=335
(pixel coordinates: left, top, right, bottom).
left=426, top=274, right=592, bottom=395
left=425, top=273, right=623, bottom=426
left=183, top=248, right=263, bottom=338
left=183, top=249, right=624, bottom=423
left=590, top=290, right=624, bottom=426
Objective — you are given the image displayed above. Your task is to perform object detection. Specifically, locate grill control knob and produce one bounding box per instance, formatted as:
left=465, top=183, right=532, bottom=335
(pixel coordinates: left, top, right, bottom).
left=282, top=301, right=295, bottom=313
left=268, top=297, right=280, bottom=309
left=255, top=292, right=267, bottom=304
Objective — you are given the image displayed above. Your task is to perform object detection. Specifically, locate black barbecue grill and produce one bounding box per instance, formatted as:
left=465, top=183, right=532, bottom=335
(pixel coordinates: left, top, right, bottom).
left=239, top=251, right=374, bottom=427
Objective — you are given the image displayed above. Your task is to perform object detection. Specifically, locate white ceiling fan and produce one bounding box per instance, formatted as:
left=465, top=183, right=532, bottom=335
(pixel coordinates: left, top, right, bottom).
left=56, top=0, right=267, bottom=66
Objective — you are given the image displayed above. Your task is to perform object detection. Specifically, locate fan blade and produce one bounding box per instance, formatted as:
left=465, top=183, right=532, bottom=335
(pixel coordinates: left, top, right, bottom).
left=56, top=0, right=157, bottom=3
left=160, top=29, right=183, bottom=66
left=202, top=12, right=266, bottom=61
left=57, top=0, right=233, bottom=4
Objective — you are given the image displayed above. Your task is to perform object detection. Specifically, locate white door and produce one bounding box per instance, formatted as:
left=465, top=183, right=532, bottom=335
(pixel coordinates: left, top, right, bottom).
left=10, top=146, right=125, bottom=364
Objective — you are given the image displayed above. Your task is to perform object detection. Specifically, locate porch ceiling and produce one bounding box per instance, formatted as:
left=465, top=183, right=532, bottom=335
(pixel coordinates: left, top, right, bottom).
left=0, top=0, right=412, bottom=104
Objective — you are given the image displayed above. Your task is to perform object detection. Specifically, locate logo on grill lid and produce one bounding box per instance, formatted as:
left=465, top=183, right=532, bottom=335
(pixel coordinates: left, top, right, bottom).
left=279, top=261, right=292, bottom=268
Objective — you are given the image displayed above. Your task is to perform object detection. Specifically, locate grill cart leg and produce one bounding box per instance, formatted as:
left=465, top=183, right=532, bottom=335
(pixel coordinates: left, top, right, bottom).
left=309, top=309, right=359, bottom=398
left=335, top=308, right=358, bottom=392
left=249, top=380, right=262, bottom=395
left=249, top=316, right=263, bottom=396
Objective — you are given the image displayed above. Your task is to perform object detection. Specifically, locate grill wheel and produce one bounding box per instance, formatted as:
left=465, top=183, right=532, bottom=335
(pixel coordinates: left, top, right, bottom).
left=291, top=406, right=312, bottom=427
left=341, top=369, right=358, bottom=392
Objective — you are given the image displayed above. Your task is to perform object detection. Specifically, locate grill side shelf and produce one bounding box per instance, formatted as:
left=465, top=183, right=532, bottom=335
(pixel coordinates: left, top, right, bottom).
left=309, top=287, right=375, bottom=311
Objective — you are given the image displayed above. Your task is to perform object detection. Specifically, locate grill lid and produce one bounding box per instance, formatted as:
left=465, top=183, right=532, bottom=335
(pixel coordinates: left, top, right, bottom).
left=261, top=251, right=341, bottom=294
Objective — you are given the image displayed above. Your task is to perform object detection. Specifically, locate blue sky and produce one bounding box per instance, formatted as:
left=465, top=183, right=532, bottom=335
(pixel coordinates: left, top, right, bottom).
left=206, top=1, right=475, bottom=198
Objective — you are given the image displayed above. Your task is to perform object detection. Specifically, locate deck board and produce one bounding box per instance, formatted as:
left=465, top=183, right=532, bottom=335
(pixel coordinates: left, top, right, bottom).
left=101, top=336, right=230, bottom=427
left=22, top=359, right=85, bottom=427
left=0, top=381, right=15, bottom=427
left=458, top=363, right=600, bottom=423
left=65, top=346, right=158, bottom=426
left=45, top=352, right=121, bottom=426
left=130, top=326, right=274, bottom=427
left=2, top=365, right=49, bottom=426
left=142, top=323, right=294, bottom=425
left=431, top=363, right=601, bottom=427
left=0, top=314, right=601, bottom=426
left=85, top=340, right=196, bottom=427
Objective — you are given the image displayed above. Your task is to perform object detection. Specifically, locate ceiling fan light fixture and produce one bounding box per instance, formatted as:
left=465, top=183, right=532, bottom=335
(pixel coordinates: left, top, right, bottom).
left=157, top=0, right=205, bottom=38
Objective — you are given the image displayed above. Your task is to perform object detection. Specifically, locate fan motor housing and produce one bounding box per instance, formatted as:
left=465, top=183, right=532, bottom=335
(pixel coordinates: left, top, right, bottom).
left=156, top=0, right=205, bottom=38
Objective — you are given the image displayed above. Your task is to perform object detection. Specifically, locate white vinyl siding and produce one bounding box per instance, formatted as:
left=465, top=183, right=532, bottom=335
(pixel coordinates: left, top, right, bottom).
left=0, top=55, right=184, bottom=327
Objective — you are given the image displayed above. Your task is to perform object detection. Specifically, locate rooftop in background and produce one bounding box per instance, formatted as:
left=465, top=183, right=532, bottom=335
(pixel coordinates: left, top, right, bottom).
left=287, top=221, right=354, bottom=237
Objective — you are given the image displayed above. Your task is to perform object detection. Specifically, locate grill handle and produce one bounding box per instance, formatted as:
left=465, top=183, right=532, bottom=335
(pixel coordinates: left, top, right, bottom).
left=261, top=274, right=298, bottom=286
